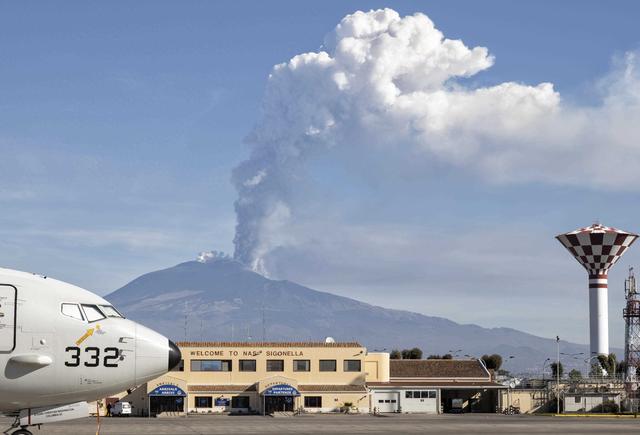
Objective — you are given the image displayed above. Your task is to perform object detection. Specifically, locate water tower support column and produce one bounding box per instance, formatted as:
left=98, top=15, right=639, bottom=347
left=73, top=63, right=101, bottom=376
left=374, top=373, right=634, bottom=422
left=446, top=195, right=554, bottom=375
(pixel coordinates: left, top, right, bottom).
left=589, top=274, right=609, bottom=355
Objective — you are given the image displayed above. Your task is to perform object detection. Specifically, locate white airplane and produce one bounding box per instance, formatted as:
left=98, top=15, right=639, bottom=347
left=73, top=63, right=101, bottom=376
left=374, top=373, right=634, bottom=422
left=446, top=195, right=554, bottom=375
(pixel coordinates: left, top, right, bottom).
left=0, top=267, right=181, bottom=435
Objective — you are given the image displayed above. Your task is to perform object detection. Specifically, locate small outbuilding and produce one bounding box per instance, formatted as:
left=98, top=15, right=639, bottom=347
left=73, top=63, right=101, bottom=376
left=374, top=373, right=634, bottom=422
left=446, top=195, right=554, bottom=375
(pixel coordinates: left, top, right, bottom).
left=564, top=392, right=621, bottom=413
left=367, top=359, right=505, bottom=413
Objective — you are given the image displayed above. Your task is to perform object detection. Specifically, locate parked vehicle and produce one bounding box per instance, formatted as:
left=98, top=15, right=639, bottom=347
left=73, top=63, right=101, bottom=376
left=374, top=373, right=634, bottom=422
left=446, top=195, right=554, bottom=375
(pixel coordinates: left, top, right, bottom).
left=111, top=401, right=132, bottom=416
left=450, top=398, right=464, bottom=413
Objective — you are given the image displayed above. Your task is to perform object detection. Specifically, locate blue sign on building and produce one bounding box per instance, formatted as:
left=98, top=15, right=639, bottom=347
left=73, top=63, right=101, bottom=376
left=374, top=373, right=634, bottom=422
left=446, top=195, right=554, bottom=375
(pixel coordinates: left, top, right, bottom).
left=263, top=384, right=300, bottom=396
left=149, top=384, right=187, bottom=397
left=215, top=398, right=230, bottom=406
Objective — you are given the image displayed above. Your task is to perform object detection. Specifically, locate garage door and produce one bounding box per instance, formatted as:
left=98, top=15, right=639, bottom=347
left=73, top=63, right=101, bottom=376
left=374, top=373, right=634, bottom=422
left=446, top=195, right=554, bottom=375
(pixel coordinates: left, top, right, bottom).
left=372, top=392, right=399, bottom=413
left=402, top=390, right=438, bottom=413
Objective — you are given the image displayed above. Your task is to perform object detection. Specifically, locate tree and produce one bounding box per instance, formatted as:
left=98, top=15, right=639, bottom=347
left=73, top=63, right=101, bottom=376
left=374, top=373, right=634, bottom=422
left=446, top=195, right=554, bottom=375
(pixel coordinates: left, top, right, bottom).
left=409, top=347, right=423, bottom=359
left=481, top=354, right=503, bottom=370
left=617, top=360, right=628, bottom=377
left=550, top=362, right=564, bottom=378
left=568, top=369, right=582, bottom=380
left=427, top=353, right=452, bottom=360
left=597, top=354, right=617, bottom=376
left=401, top=347, right=422, bottom=359
left=390, top=349, right=401, bottom=360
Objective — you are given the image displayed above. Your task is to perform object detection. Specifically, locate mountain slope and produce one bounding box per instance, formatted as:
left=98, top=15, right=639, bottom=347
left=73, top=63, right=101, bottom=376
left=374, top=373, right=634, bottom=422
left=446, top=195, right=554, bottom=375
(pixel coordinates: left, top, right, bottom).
left=106, top=258, right=594, bottom=373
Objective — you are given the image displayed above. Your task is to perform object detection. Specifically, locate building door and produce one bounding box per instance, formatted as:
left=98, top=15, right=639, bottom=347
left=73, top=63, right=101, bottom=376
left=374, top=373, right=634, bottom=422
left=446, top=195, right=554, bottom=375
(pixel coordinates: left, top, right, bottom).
left=265, top=396, right=294, bottom=414
left=372, top=392, right=399, bottom=413
left=150, top=396, right=184, bottom=415
left=0, top=285, right=17, bottom=352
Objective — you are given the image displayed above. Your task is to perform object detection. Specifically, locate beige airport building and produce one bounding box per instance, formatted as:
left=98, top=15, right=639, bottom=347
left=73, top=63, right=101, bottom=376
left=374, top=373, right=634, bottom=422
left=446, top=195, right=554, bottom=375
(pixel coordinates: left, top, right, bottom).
left=106, top=341, right=504, bottom=416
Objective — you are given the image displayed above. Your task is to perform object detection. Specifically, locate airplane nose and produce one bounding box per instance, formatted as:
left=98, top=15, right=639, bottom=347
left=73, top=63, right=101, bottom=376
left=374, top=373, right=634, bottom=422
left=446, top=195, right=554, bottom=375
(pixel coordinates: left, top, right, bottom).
left=168, top=340, right=181, bottom=371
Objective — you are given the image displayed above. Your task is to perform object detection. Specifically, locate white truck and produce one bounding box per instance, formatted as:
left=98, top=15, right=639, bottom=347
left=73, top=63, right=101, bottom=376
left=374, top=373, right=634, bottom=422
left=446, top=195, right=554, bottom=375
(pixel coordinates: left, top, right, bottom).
left=111, top=402, right=132, bottom=416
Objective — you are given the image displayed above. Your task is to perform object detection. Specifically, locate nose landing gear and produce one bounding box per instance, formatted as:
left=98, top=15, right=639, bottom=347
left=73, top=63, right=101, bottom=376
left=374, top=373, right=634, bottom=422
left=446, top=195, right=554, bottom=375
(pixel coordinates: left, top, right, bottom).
left=3, top=417, right=34, bottom=435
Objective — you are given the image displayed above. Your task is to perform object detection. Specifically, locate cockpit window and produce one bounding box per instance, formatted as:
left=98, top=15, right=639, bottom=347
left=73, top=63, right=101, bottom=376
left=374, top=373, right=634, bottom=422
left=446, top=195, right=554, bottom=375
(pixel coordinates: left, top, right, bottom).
left=81, top=304, right=106, bottom=322
left=61, top=303, right=84, bottom=321
left=100, top=305, right=124, bottom=318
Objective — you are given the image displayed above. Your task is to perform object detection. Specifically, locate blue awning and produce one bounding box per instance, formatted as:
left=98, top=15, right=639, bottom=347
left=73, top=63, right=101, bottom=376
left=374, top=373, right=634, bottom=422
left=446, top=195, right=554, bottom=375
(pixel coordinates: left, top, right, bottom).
left=263, top=384, right=300, bottom=396
left=149, top=385, right=187, bottom=397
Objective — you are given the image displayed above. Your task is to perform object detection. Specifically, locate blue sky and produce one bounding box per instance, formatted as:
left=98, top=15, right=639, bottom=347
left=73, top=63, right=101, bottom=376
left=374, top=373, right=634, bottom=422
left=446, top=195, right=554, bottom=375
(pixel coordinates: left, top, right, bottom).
left=1, top=1, right=640, bottom=347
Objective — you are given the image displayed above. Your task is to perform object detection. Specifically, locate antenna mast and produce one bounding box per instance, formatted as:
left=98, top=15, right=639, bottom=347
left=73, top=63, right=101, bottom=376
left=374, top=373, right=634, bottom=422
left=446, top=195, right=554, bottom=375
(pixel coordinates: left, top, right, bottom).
left=624, top=266, right=640, bottom=412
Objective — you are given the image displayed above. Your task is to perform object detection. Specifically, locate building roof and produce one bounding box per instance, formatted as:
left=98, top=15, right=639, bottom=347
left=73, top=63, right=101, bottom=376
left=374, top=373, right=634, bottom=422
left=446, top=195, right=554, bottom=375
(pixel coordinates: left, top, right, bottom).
left=177, top=341, right=362, bottom=348
left=298, top=385, right=367, bottom=392
left=368, top=381, right=505, bottom=389
left=390, top=359, right=488, bottom=379
left=187, top=384, right=367, bottom=393
left=188, top=385, right=257, bottom=392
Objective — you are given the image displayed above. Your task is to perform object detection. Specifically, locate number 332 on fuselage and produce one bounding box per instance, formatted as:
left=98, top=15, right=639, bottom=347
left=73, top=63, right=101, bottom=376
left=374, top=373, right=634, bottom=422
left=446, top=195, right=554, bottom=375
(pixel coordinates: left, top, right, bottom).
left=0, top=268, right=181, bottom=434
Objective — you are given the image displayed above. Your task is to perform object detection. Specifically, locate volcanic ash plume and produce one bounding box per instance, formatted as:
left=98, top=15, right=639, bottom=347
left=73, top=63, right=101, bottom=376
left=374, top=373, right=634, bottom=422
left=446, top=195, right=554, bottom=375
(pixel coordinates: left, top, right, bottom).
left=231, top=8, right=556, bottom=273
left=231, top=8, right=640, bottom=274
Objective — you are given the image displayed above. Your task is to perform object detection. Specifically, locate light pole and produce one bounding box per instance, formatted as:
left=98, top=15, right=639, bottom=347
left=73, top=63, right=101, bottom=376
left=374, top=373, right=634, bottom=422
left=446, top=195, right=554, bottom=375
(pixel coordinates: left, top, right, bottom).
left=585, top=354, right=600, bottom=378
left=542, top=358, right=551, bottom=381
left=556, top=336, right=560, bottom=414
left=448, top=349, right=462, bottom=358
left=560, top=352, right=584, bottom=379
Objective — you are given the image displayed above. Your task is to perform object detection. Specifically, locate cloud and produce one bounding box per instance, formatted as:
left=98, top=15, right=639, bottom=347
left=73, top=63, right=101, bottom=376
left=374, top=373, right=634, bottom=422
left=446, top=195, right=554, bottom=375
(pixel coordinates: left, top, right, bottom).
left=232, top=8, right=640, bottom=274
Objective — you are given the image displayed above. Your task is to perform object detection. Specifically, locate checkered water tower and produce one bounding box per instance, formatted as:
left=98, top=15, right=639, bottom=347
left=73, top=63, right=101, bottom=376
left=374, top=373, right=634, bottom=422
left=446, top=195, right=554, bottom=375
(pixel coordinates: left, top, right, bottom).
left=556, top=223, right=638, bottom=356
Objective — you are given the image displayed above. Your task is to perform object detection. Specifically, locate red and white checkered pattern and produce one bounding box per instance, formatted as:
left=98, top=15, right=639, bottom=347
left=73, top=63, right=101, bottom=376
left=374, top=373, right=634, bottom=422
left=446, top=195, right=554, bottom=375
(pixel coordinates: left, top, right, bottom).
left=556, top=224, right=638, bottom=277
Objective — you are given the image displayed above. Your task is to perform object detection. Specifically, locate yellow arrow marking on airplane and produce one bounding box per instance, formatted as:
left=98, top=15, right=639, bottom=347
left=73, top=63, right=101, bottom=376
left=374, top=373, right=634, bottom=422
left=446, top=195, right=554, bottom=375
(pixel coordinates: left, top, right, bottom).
left=76, top=328, right=95, bottom=346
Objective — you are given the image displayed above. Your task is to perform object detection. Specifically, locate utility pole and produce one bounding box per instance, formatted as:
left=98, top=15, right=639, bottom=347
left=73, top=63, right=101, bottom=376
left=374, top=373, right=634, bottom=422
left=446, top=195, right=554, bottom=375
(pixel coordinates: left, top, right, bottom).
left=556, top=335, right=560, bottom=414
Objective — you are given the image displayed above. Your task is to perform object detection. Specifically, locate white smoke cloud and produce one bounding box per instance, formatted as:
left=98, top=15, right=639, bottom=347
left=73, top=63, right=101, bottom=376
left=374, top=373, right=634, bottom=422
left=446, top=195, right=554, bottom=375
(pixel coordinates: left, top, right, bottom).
left=197, top=250, right=231, bottom=263
left=232, top=8, right=640, bottom=273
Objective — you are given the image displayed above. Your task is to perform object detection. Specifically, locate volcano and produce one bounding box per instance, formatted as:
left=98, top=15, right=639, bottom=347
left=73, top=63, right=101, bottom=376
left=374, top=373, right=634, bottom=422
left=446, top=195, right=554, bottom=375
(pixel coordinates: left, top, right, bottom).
left=106, top=257, right=598, bottom=373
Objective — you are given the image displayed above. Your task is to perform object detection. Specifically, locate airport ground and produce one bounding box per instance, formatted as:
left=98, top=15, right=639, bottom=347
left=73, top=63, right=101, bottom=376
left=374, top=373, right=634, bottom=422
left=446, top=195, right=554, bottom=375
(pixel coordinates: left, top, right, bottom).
left=2, top=414, right=640, bottom=435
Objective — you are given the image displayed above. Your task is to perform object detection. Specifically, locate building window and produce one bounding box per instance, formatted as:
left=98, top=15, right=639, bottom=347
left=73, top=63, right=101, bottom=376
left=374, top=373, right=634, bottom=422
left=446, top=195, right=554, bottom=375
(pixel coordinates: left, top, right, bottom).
left=428, top=390, right=436, bottom=399
left=171, top=359, right=184, bottom=372
left=293, top=360, right=310, bottom=372
left=232, top=396, right=250, bottom=408
left=304, top=396, right=322, bottom=408
left=575, top=397, right=581, bottom=403
left=405, top=391, right=413, bottom=398
left=195, top=396, right=212, bottom=408
left=343, top=360, right=361, bottom=372
left=421, top=391, right=429, bottom=398
left=319, top=360, right=336, bottom=371
left=266, top=360, right=284, bottom=371
left=239, top=359, right=256, bottom=372
left=190, top=359, right=232, bottom=372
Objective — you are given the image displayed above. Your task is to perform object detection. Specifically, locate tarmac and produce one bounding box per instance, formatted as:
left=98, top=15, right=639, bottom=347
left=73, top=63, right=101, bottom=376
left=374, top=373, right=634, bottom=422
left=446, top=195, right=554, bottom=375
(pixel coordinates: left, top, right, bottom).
left=2, top=413, right=640, bottom=434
